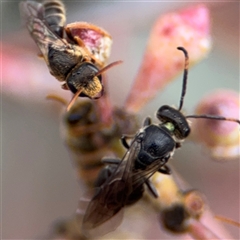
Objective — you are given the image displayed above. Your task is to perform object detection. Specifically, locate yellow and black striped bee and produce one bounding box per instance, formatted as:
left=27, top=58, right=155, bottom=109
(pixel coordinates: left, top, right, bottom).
left=47, top=92, right=139, bottom=187
left=20, top=0, right=121, bottom=110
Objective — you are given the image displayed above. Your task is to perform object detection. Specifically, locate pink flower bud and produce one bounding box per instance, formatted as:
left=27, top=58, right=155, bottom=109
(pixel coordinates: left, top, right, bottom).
left=191, top=90, right=240, bottom=159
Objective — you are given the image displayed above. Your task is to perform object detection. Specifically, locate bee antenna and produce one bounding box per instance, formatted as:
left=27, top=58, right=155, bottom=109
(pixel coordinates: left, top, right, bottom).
left=67, top=88, right=82, bottom=112
left=215, top=215, right=240, bottom=228
left=46, top=94, right=68, bottom=106
left=95, top=60, right=123, bottom=77
left=186, top=114, right=240, bottom=124
left=46, top=93, right=80, bottom=112
left=177, top=47, right=189, bottom=111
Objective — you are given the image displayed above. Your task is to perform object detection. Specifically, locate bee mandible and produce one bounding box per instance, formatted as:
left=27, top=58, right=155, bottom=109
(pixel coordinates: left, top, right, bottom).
left=19, top=0, right=121, bottom=110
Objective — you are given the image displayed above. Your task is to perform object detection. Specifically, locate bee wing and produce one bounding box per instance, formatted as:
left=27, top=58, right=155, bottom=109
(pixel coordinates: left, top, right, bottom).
left=79, top=183, right=124, bottom=238
left=80, top=139, right=140, bottom=235
left=120, top=140, right=140, bottom=182
left=19, top=1, right=68, bottom=65
left=19, top=1, right=43, bottom=24
left=79, top=190, right=124, bottom=238
left=132, top=158, right=166, bottom=190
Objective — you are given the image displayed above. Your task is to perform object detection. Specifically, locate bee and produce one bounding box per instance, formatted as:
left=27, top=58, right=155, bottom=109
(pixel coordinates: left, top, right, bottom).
left=19, top=0, right=121, bottom=110
left=80, top=47, right=240, bottom=236
left=47, top=92, right=140, bottom=187
left=80, top=119, right=173, bottom=236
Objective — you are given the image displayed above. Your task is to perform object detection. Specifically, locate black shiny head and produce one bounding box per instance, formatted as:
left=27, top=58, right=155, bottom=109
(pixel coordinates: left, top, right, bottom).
left=157, top=105, right=190, bottom=139
left=158, top=47, right=240, bottom=136
left=66, top=62, right=102, bottom=99
left=65, top=60, right=122, bottom=111
left=135, top=125, right=175, bottom=170
left=153, top=47, right=190, bottom=141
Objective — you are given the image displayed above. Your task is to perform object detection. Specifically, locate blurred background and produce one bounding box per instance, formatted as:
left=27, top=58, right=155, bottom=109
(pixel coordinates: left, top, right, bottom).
left=1, top=1, right=239, bottom=239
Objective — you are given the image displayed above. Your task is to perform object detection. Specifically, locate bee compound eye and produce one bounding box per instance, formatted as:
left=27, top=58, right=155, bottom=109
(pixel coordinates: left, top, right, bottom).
left=156, top=105, right=171, bottom=120
left=157, top=105, right=190, bottom=139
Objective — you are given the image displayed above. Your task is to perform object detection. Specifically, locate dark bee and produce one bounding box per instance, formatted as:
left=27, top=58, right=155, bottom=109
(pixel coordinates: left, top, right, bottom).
left=80, top=102, right=185, bottom=236
left=80, top=47, right=240, bottom=236
left=19, top=0, right=121, bottom=110
left=80, top=129, right=170, bottom=236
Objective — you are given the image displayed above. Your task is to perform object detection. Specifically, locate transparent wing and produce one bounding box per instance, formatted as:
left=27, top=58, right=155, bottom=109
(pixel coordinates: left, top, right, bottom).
left=19, top=1, right=68, bottom=64
left=19, top=1, right=43, bottom=24
left=131, top=157, right=166, bottom=189
left=81, top=139, right=140, bottom=235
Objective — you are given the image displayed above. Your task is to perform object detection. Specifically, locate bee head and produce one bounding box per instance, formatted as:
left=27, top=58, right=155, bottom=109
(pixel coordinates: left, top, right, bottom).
left=156, top=105, right=191, bottom=140
left=66, top=62, right=103, bottom=99
left=65, top=60, right=122, bottom=112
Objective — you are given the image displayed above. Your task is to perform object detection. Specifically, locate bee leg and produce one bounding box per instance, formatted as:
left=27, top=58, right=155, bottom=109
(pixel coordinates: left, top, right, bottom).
left=101, top=157, right=121, bottom=165
left=121, top=134, right=136, bottom=149
left=158, top=165, right=171, bottom=175
left=175, top=142, right=182, bottom=149
left=121, top=135, right=134, bottom=149
left=65, top=31, right=87, bottom=48
left=73, top=36, right=86, bottom=47
left=143, top=117, right=152, bottom=126
left=121, top=136, right=129, bottom=149
left=37, top=53, right=44, bottom=59
left=72, top=36, right=93, bottom=58
left=145, top=179, right=159, bottom=198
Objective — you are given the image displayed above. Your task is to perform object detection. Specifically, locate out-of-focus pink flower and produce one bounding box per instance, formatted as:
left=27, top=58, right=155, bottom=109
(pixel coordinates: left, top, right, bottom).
left=191, top=90, right=240, bottom=160
left=125, top=5, right=211, bottom=113
left=149, top=171, right=234, bottom=239
left=1, top=43, right=70, bottom=102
